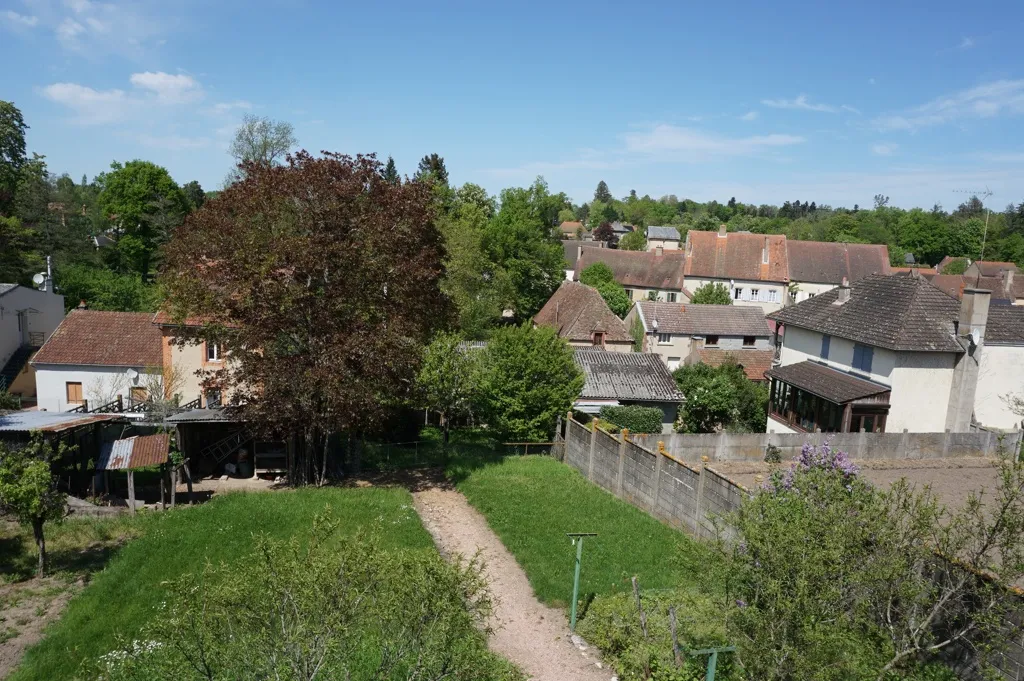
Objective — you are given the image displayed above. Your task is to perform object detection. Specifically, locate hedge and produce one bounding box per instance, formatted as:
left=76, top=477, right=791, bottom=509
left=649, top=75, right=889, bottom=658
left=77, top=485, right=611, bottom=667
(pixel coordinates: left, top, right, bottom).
left=598, top=405, right=663, bottom=434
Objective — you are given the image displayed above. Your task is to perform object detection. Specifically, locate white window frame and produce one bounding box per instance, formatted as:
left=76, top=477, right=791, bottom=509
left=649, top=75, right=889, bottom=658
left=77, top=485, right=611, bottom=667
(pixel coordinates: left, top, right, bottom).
left=206, top=342, right=222, bottom=362
left=733, top=287, right=743, bottom=300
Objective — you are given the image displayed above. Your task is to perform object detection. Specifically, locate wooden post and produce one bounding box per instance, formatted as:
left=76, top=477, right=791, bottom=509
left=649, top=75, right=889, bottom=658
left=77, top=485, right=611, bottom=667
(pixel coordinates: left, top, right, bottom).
left=159, top=464, right=166, bottom=511
left=127, top=470, right=136, bottom=515
left=170, top=466, right=177, bottom=508
left=669, top=606, right=683, bottom=667
left=631, top=575, right=648, bottom=638
left=183, top=459, right=194, bottom=504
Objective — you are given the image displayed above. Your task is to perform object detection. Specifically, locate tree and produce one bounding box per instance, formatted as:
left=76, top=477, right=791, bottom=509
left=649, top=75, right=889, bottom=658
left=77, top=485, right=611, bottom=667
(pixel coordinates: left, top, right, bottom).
left=382, top=155, right=400, bottom=185
left=557, top=208, right=576, bottom=224
left=673, top=360, right=766, bottom=433
left=416, top=153, right=449, bottom=185
left=592, top=222, right=617, bottom=246
left=0, top=215, right=42, bottom=285
left=0, top=101, right=28, bottom=215
left=56, top=263, right=158, bottom=312
left=579, top=262, right=614, bottom=286
left=417, top=333, right=481, bottom=444
left=689, top=282, right=732, bottom=305
left=161, top=152, right=451, bottom=484
left=595, top=281, right=630, bottom=317
left=477, top=324, right=583, bottom=441
left=618, top=229, right=646, bottom=251
left=97, top=160, right=188, bottom=277
left=0, top=436, right=69, bottom=576
left=594, top=180, right=612, bottom=203
left=182, top=180, right=206, bottom=211
left=940, top=258, right=968, bottom=275
left=228, top=114, right=296, bottom=174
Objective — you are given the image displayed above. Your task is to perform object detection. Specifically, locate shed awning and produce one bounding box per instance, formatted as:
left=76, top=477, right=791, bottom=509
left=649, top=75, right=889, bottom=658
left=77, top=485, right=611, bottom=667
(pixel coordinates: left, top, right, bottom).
left=97, top=434, right=170, bottom=471
left=765, top=361, right=890, bottom=404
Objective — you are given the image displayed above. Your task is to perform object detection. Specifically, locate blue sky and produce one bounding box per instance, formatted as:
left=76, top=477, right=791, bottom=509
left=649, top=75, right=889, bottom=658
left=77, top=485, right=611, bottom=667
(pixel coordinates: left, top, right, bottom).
left=3, top=0, right=1024, bottom=209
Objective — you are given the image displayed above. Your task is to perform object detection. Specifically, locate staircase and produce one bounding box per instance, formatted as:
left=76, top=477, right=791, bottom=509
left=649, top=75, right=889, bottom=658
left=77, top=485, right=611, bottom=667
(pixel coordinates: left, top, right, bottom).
left=0, top=345, right=35, bottom=392
left=200, top=430, right=249, bottom=464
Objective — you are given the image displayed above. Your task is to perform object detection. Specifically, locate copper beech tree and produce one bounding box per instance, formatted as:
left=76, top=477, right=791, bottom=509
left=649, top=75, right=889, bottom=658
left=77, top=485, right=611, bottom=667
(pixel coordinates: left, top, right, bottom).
left=160, top=152, right=451, bottom=484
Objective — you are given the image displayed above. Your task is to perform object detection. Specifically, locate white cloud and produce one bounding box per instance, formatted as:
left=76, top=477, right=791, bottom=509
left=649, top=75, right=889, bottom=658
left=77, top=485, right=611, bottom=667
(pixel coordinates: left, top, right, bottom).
left=841, top=104, right=862, bottom=115
left=2, top=10, right=39, bottom=28
left=873, top=79, right=1024, bottom=132
left=872, top=144, right=898, bottom=156
left=959, top=37, right=975, bottom=49
left=56, top=17, right=84, bottom=40
left=761, top=94, right=841, bottom=113
left=624, top=124, right=804, bottom=158
left=129, top=71, right=202, bottom=103
left=40, top=82, right=131, bottom=124
left=739, top=111, right=759, bottom=121
left=212, top=100, right=253, bottom=114
left=48, top=0, right=163, bottom=55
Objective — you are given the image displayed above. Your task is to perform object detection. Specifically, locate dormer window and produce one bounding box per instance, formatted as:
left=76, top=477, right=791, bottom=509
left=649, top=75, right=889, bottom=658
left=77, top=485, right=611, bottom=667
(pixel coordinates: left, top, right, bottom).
left=592, top=332, right=605, bottom=346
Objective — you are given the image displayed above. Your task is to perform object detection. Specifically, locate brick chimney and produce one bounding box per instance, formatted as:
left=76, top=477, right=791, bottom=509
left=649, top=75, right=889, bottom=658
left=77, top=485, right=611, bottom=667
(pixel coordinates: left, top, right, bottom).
left=833, top=277, right=850, bottom=305
left=944, top=287, right=991, bottom=432
left=77, top=300, right=87, bottom=310
left=761, top=237, right=769, bottom=264
left=717, top=224, right=727, bottom=238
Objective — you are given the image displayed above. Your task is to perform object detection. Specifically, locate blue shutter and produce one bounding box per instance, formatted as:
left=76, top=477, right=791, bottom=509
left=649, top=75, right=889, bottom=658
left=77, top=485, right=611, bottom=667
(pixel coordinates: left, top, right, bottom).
left=852, top=344, right=861, bottom=369
left=862, top=346, right=873, bottom=373
left=820, top=335, right=831, bottom=359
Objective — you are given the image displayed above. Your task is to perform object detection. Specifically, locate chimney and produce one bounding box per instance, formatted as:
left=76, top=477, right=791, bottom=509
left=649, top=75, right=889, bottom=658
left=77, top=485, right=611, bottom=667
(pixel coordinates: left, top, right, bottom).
left=1005, top=269, right=1015, bottom=296
left=762, top=237, right=769, bottom=264
left=685, top=231, right=692, bottom=255
left=944, top=287, right=991, bottom=432
left=834, top=277, right=851, bottom=305
left=577, top=244, right=583, bottom=263
left=718, top=224, right=727, bottom=238
left=655, top=245, right=664, bottom=257
left=77, top=300, right=87, bottom=310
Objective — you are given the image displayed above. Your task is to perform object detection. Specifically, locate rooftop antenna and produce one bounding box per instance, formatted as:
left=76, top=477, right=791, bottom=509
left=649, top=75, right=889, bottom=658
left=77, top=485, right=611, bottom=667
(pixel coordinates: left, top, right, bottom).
left=953, top=187, right=994, bottom=272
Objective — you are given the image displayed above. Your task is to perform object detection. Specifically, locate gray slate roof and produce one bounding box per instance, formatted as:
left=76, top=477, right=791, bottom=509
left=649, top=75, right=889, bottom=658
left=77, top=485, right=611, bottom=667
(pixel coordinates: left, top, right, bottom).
left=575, top=350, right=684, bottom=402
left=986, top=306, right=1024, bottom=345
left=637, top=301, right=770, bottom=337
left=765, top=361, right=891, bottom=404
left=0, top=284, right=18, bottom=297
left=769, top=274, right=964, bottom=353
left=647, top=226, right=680, bottom=240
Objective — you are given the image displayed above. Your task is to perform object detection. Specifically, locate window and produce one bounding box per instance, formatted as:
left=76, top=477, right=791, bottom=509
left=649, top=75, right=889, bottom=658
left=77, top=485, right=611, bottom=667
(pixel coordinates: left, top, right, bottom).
left=733, top=287, right=743, bottom=300
left=667, top=292, right=677, bottom=303
left=820, top=334, right=831, bottom=359
left=743, top=336, right=756, bottom=347
left=667, top=356, right=681, bottom=369
left=206, top=343, right=222, bottom=361
left=852, top=344, right=874, bottom=373
left=205, top=388, right=222, bottom=407
left=704, top=335, right=719, bottom=347
left=767, top=289, right=780, bottom=303
left=750, top=288, right=760, bottom=300
left=66, top=382, right=83, bottom=404
left=769, top=378, right=879, bottom=434
left=657, top=333, right=672, bottom=344
left=592, top=332, right=605, bottom=346
left=626, top=288, right=634, bottom=301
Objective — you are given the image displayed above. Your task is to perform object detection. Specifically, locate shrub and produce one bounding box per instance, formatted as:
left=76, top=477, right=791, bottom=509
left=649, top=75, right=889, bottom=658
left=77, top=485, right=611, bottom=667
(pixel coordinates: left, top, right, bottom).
left=689, top=282, right=732, bottom=305
left=599, top=405, right=663, bottom=433
left=595, top=280, right=630, bottom=317
left=580, top=262, right=615, bottom=286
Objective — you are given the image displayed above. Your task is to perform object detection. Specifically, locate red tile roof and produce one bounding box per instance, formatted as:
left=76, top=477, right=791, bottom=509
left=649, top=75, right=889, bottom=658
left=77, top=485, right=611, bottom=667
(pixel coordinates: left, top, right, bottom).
left=575, top=248, right=686, bottom=290
left=559, top=221, right=584, bottom=234
left=534, top=282, right=632, bottom=344
left=32, top=310, right=163, bottom=368
left=684, top=230, right=789, bottom=283
left=695, top=348, right=775, bottom=381
left=786, top=241, right=890, bottom=284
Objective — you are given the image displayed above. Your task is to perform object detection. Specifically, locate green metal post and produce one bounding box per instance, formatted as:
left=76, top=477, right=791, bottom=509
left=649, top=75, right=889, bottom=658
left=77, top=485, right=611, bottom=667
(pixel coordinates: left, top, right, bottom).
left=570, top=536, right=583, bottom=632
left=706, top=650, right=718, bottom=681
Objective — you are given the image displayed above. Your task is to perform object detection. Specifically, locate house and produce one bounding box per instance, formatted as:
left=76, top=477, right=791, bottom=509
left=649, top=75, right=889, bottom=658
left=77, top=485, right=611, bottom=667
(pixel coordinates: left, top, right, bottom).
left=922, top=268, right=1024, bottom=306
left=0, top=277, right=65, bottom=403
left=151, top=311, right=232, bottom=408
left=559, top=221, right=586, bottom=239
left=975, top=305, right=1024, bottom=430
left=786, top=241, right=890, bottom=303
left=562, top=240, right=605, bottom=281
left=765, top=274, right=988, bottom=434
left=624, top=301, right=771, bottom=371
left=964, top=260, right=1020, bottom=279
left=32, top=310, right=165, bottom=412
left=646, top=226, right=681, bottom=252
left=534, top=282, right=633, bottom=352
left=682, top=225, right=789, bottom=313
left=610, top=221, right=634, bottom=237
left=574, top=246, right=686, bottom=302
left=574, top=350, right=685, bottom=433
left=688, top=347, right=775, bottom=383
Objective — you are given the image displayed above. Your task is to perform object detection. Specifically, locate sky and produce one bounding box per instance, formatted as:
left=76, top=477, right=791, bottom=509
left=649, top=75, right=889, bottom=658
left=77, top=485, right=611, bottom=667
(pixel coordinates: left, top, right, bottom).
left=3, top=0, right=1024, bottom=210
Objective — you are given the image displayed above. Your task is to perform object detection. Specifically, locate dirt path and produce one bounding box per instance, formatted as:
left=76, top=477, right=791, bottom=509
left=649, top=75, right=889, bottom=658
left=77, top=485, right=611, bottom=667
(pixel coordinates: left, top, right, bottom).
left=0, top=577, right=77, bottom=679
left=413, top=487, right=614, bottom=681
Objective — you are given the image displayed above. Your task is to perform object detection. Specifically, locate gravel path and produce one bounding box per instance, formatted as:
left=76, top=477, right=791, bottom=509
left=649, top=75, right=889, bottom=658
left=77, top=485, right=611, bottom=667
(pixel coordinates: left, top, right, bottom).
left=413, top=487, right=614, bottom=681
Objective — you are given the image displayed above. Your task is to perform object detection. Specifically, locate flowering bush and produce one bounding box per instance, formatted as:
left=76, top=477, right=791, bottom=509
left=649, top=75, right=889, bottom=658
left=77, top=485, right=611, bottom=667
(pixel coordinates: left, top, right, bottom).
left=764, top=440, right=860, bottom=493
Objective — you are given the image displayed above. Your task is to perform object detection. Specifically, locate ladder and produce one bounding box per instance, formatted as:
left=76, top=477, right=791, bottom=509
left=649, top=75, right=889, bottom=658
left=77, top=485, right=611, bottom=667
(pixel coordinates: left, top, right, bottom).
left=200, top=430, right=248, bottom=464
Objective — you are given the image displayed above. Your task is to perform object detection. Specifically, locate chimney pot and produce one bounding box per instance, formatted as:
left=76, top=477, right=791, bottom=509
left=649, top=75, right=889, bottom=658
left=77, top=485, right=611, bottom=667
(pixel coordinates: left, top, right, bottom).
left=718, top=224, right=727, bottom=237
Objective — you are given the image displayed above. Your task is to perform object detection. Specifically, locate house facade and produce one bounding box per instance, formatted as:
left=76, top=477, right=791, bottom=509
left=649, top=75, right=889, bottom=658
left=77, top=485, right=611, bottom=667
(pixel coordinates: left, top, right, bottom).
left=152, top=312, right=232, bottom=407
left=765, top=275, right=987, bottom=435
left=646, top=226, right=681, bottom=252
left=0, top=279, right=65, bottom=401
left=975, top=306, right=1024, bottom=430
left=573, top=350, right=685, bottom=433
left=682, top=226, right=789, bottom=313
left=786, top=241, right=890, bottom=303
left=574, top=246, right=686, bottom=303
left=624, top=301, right=771, bottom=371
left=534, top=282, right=633, bottom=352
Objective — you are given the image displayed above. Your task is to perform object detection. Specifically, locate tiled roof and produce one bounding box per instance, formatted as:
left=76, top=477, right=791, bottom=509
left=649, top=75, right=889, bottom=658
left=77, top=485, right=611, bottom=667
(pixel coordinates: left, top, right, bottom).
left=922, top=272, right=1022, bottom=304
left=971, top=261, right=1020, bottom=277
left=786, top=241, right=890, bottom=284
left=575, top=248, right=685, bottom=290
left=986, top=306, right=1024, bottom=344
left=766, top=361, right=891, bottom=404
left=534, top=282, right=632, bottom=343
left=647, top=226, right=680, bottom=240
left=684, top=230, right=789, bottom=282
left=575, top=350, right=684, bottom=402
left=562, top=240, right=606, bottom=269
left=768, top=274, right=964, bottom=353
left=891, top=267, right=937, bottom=275
left=97, top=434, right=171, bottom=471
left=636, top=301, right=770, bottom=337
left=695, top=348, right=775, bottom=381
left=32, top=310, right=164, bottom=367
left=0, top=284, right=18, bottom=297
left=559, top=221, right=584, bottom=234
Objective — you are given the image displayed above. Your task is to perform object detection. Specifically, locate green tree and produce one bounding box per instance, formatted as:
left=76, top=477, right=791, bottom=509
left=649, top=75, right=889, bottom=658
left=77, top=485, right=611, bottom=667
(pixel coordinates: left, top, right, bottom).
left=557, top=207, right=577, bottom=224
left=0, top=100, right=28, bottom=215
left=673, top=360, right=766, bottom=432
left=618, top=229, right=646, bottom=251
left=595, top=280, right=630, bottom=317
left=0, top=436, right=70, bottom=576
left=0, top=215, right=42, bottom=284
left=56, top=263, right=159, bottom=312
left=579, top=262, right=614, bottom=286
left=594, top=180, right=612, bottom=203
left=941, top=258, right=968, bottom=275
left=228, top=114, right=296, bottom=181
left=690, top=282, right=732, bottom=305
left=478, top=324, right=583, bottom=440
left=98, top=160, right=188, bottom=277
left=382, top=155, right=400, bottom=185
left=416, top=153, right=449, bottom=185
left=182, top=180, right=206, bottom=211
left=418, top=332, right=481, bottom=444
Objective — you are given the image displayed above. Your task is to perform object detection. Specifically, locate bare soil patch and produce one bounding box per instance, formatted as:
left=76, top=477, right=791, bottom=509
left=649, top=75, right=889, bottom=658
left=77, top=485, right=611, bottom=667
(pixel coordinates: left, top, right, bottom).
left=0, top=577, right=77, bottom=680
left=413, top=487, right=614, bottom=681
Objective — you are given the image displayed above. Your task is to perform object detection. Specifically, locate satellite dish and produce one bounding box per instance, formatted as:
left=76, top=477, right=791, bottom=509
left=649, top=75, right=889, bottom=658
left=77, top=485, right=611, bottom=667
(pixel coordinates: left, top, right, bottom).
left=970, top=329, right=980, bottom=347
left=32, top=273, right=45, bottom=286
left=126, top=368, right=139, bottom=382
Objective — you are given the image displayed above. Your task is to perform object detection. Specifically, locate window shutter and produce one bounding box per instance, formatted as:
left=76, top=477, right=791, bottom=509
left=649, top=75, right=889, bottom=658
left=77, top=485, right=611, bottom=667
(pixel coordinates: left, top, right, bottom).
left=821, top=335, right=831, bottom=359
left=863, top=346, right=873, bottom=373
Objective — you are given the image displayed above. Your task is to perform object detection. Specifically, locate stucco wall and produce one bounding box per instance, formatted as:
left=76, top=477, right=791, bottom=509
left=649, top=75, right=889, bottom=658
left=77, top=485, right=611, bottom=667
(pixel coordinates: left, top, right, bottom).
left=35, top=364, right=160, bottom=412
left=624, top=287, right=683, bottom=303
left=646, top=238, right=680, bottom=252
left=790, top=280, right=836, bottom=304
left=889, top=352, right=957, bottom=433
left=0, top=287, right=64, bottom=369
left=976, top=344, right=1024, bottom=430
left=779, top=325, right=897, bottom=386
left=684, top=276, right=785, bottom=314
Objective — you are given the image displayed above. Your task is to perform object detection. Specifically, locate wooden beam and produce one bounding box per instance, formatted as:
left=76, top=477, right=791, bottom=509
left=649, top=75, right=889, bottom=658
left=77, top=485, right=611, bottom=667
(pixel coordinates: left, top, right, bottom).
left=127, top=470, right=136, bottom=515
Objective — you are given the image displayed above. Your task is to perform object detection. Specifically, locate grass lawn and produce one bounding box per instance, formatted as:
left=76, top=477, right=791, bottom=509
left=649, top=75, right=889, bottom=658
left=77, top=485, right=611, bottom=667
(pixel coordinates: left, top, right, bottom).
left=9, top=488, right=431, bottom=681
left=450, top=455, right=708, bottom=608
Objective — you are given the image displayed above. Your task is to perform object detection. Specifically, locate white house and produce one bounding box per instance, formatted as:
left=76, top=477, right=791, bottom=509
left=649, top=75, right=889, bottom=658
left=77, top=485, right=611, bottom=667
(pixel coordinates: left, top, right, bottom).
left=765, top=274, right=988, bottom=434
left=785, top=241, right=891, bottom=303
left=682, top=226, right=789, bottom=313
left=0, top=277, right=65, bottom=401
left=32, top=310, right=164, bottom=412
left=975, top=305, right=1024, bottom=430
left=646, top=226, right=681, bottom=252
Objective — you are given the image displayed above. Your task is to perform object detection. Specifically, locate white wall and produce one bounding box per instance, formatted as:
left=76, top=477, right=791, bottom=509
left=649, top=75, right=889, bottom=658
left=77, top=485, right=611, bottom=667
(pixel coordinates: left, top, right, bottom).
left=976, top=344, right=1024, bottom=430
left=0, top=286, right=65, bottom=369
left=35, top=364, right=160, bottom=412
left=766, top=417, right=800, bottom=434
left=888, top=352, right=957, bottom=433
left=779, top=325, right=896, bottom=386
left=647, top=238, right=680, bottom=252
left=790, top=281, right=836, bottom=304
left=685, top=276, right=785, bottom=314
left=624, top=287, right=683, bottom=303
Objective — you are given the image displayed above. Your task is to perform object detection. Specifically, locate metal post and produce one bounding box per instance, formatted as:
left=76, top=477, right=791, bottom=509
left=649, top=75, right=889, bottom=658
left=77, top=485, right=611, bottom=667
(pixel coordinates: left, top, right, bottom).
left=706, top=650, right=718, bottom=681
left=567, top=532, right=597, bottom=632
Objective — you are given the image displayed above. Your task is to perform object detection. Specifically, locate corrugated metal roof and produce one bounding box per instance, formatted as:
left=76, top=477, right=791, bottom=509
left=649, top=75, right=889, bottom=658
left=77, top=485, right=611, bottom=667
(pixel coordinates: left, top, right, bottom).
left=97, top=434, right=170, bottom=470
left=575, top=350, right=685, bottom=402
left=0, top=411, right=125, bottom=433
left=164, top=407, right=239, bottom=423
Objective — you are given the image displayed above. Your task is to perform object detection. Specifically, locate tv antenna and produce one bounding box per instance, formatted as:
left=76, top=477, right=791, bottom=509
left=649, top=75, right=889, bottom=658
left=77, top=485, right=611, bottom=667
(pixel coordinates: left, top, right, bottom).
left=953, top=187, right=994, bottom=265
